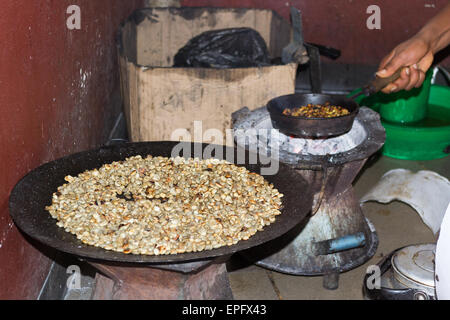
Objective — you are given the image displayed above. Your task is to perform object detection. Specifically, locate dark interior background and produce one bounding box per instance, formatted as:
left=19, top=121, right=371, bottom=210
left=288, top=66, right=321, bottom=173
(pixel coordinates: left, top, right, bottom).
left=181, top=0, right=450, bottom=67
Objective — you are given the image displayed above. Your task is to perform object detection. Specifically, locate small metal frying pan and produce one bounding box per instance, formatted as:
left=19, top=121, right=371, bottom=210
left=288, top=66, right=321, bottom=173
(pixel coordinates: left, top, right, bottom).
left=268, top=69, right=403, bottom=138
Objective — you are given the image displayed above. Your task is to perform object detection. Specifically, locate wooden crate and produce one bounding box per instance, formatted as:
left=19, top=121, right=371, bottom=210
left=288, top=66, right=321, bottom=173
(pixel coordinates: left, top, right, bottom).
left=118, top=7, right=295, bottom=144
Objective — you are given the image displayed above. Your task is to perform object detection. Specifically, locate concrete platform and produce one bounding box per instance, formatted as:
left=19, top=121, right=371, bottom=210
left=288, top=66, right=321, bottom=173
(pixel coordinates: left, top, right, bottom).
left=228, top=153, right=448, bottom=300
left=43, top=153, right=448, bottom=300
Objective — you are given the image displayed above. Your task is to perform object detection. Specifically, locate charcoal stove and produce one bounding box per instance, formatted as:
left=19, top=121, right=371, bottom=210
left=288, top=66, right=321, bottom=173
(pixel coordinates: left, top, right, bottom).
left=232, top=106, right=385, bottom=288
left=88, top=256, right=234, bottom=300
left=9, top=142, right=313, bottom=300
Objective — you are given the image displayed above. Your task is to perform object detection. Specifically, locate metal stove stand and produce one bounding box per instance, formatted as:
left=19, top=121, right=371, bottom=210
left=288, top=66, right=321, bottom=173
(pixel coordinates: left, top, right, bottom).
left=232, top=106, right=385, bottom=289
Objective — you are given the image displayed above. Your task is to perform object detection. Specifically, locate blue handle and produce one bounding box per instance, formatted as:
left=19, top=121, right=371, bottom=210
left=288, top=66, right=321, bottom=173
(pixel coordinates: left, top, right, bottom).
left=314, top=232, right=366, bottom=255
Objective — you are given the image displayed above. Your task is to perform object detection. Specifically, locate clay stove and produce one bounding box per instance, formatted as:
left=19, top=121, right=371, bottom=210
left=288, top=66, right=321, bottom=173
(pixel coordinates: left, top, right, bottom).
left=232, top=106, right=385, bottom=288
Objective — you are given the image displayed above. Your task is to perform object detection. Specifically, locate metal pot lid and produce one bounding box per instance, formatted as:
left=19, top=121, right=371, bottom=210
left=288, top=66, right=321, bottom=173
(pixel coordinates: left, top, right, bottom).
left=392, top=244, right=436, bottom=289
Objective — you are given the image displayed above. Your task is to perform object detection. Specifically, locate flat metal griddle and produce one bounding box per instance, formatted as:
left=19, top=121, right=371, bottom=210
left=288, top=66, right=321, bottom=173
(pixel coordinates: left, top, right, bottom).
left=9, top=141, right=313, bottom=264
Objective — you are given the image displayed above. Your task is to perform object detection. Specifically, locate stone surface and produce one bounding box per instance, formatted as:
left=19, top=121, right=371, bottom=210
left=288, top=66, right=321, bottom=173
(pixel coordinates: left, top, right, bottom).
left=42, top=154, right=450, bottom=300
left=228, top=154, right=448, bottom=300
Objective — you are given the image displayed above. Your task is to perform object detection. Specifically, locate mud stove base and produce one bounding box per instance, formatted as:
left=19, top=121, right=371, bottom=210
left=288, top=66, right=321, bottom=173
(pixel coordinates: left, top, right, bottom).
left=90, top=257, right=233, bottom=300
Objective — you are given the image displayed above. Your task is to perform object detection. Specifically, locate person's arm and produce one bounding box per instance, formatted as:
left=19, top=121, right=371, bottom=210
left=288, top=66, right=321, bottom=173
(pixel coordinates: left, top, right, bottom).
left=377, top=3, right=450, bottom=93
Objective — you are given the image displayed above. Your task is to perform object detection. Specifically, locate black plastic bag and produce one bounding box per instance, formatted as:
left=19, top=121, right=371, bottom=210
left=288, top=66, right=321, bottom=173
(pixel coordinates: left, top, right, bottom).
left=173, top=28, right=272, bottom=68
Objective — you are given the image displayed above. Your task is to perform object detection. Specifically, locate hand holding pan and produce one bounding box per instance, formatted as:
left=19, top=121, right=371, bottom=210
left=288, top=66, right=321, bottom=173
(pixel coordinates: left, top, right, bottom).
left=350, top=67, right=404, bottom=100
left=267, top=68, right=404, bottom=138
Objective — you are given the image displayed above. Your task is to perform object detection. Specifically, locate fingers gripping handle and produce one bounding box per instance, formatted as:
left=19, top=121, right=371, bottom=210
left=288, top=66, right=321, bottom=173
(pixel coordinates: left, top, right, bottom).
left=367, top=68, right=404, bottom=94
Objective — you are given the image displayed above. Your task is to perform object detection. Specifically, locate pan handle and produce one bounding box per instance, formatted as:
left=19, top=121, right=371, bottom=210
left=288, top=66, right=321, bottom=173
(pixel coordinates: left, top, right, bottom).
left=305, top=42, right=341, bottom=60
left=366, top=68, right=404, bottom=94
left=349, top=67, right=407, bottom=100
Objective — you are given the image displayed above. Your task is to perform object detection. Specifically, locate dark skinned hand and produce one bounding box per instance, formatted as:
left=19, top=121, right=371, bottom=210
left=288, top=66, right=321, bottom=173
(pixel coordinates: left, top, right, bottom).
left=376, top=35, right=434, bottom=93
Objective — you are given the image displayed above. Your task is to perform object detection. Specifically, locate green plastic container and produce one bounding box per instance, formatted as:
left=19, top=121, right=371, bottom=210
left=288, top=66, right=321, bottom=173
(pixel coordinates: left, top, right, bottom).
left=378, top=70, right=432, bottom=123
left=350, top=84, right=450, bottom=160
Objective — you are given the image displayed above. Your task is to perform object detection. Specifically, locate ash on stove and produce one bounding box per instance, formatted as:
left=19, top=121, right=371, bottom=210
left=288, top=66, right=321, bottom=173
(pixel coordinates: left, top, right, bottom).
left=234, top=108, right=367, bottom=156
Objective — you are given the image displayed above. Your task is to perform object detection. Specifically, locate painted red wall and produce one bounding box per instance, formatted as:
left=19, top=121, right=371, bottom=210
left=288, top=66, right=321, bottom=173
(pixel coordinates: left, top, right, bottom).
left=0, top=0, right=143, bottom=299
left=181, top=0, right=450, bottom=66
